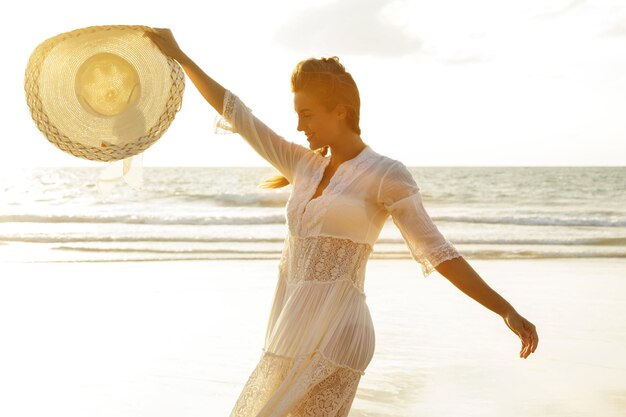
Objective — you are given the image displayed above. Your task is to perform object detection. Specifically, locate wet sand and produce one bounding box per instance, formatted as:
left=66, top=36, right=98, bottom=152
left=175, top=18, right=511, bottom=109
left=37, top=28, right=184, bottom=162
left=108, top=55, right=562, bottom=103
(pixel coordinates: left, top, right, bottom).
left=1, top=257, right=625, bottom=417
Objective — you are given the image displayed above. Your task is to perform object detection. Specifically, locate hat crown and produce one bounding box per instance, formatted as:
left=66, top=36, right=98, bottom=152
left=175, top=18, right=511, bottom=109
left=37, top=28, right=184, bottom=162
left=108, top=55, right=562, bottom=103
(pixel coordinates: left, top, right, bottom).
left=75, top=53, right=141, bottom=117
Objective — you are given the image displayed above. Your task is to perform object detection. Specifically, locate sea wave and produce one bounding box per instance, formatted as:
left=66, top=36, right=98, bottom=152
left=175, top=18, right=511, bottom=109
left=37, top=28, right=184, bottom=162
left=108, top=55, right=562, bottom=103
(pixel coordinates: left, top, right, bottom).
left=29, top=250, right=626, bottom=263
left=0, top=236, right=286, bottom=243
left=437, top=215, right=626, bottom=227
left=3, top=235, right=626, bottom=246
left=0, top=213, right=286, bottom=226
left=3, top=212, right=625, bottom=228
left=158, top=192, right=289, bottom=207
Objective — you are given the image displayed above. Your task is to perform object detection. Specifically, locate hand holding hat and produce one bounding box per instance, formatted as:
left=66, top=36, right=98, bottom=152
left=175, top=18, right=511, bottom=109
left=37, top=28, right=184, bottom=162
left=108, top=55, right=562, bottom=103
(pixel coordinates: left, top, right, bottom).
left=143, top=28, right=188, bottom=64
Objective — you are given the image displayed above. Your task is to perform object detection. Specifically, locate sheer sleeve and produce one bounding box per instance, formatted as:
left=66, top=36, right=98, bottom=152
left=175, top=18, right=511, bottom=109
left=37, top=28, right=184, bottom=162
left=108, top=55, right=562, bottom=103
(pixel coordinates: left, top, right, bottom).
left=378, top=161, right=463, bottom=277
left=213, top=89, right=310, bottom=183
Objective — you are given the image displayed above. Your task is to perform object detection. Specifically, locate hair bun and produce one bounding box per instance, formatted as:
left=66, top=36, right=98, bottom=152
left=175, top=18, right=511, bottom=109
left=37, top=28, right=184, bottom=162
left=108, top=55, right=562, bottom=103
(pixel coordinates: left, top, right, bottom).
left=321, top=56, right=346, bottom=73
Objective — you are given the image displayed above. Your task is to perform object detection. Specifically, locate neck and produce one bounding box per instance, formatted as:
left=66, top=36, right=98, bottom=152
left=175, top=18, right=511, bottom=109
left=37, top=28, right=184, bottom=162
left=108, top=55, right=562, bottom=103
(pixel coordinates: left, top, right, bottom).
left=328, top=133, right=366, bottom=166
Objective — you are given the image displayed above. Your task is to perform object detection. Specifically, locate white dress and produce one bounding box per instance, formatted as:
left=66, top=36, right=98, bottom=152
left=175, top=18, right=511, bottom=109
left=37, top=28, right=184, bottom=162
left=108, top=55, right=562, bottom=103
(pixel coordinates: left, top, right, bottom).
left=215, top=89, right=463, bottom=417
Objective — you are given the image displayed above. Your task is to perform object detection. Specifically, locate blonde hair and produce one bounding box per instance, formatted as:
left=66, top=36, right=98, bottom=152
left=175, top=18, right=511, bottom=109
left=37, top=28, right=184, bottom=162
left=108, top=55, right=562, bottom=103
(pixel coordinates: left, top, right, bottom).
left=258, top=56, right=361, bottom=189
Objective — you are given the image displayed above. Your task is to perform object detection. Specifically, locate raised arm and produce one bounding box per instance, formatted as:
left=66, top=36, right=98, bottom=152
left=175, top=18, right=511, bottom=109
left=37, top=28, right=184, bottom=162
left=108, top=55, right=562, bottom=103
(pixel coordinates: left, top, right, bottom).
left=144, top=28, right=310, bottom=183
left=144, top=28, right=225, bottom=115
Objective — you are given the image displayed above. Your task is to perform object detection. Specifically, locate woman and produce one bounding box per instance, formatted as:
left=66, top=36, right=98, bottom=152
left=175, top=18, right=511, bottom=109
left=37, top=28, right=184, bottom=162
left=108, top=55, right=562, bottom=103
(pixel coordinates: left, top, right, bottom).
left=145, top=28, right=539, bottom=417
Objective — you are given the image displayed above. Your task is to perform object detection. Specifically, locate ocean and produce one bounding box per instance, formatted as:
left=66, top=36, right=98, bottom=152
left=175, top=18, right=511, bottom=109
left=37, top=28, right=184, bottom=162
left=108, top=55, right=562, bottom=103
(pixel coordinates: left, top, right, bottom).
left=1, top=166, right=624, bottom=263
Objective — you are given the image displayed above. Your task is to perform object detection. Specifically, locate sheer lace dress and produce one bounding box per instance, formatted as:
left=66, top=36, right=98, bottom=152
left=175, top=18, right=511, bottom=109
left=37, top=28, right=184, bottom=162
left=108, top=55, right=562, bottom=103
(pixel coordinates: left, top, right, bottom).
left=214, top=89, right=463, bottom=416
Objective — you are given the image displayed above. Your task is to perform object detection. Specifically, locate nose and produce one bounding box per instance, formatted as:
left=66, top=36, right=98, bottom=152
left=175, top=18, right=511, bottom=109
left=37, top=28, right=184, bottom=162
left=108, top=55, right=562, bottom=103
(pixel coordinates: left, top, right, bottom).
left=297, top=117, right=304, bottom=132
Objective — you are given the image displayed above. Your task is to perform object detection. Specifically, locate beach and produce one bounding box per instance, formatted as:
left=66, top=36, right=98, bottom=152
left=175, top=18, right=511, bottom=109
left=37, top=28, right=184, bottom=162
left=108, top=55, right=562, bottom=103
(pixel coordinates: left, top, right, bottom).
left=1, top=257, right=625, bottom=417
left=1, top=165, right=625, bottom=416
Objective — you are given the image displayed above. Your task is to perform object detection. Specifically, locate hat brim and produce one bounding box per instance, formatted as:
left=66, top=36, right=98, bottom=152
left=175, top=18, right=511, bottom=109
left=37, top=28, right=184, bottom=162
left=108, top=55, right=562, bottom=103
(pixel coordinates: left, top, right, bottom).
left=25, top=25, right=185, bottom=162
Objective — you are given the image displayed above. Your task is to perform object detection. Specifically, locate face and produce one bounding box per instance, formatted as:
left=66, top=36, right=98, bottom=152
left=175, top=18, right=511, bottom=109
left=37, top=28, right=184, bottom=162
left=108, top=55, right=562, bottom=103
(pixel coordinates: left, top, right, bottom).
left=293, top=90, right=346, bottom=149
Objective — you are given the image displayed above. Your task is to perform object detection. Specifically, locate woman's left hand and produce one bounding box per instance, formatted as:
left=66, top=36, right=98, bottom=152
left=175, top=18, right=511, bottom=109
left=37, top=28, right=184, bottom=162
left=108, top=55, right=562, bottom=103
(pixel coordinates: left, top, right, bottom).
left=503, top=310, right=538, bottom=359
left=143, top=28, right=188, bottom=63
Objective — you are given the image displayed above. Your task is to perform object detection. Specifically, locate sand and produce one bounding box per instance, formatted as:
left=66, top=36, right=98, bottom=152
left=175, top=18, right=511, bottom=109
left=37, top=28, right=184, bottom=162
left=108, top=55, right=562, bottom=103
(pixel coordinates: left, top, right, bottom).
left=1, top=258, right=625, bottom=417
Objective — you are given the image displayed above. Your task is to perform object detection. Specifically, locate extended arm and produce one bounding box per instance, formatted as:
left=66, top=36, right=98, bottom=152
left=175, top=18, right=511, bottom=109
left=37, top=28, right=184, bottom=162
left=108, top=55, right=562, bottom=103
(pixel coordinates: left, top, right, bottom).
left=436, top=257, right=514, bottom=317
left=435, top=256, right=539, bottom=359
left=380, top=161, right=539, bottom=359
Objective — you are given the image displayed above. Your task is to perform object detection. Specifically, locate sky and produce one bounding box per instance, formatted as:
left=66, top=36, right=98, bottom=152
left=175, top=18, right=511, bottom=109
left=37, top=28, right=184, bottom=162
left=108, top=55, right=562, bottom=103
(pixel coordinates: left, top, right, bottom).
left=4, top=0, right=626, bottom=167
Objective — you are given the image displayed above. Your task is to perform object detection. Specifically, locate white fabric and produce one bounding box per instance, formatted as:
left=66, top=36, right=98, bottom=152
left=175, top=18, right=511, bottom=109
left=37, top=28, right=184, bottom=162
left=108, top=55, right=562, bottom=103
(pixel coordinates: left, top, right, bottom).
left=96, top=153, right=144, bottom=198
left=214, top=89, right=463, bottom=417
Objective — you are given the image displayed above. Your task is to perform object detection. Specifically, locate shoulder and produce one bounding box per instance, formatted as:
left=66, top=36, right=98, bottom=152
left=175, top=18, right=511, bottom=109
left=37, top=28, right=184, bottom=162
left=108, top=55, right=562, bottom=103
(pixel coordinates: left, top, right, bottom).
left=363, top=147, right=402, bottom=179
left=374, top=151, right=421, bottom=207
left=372, top=151, right=415, bottom=186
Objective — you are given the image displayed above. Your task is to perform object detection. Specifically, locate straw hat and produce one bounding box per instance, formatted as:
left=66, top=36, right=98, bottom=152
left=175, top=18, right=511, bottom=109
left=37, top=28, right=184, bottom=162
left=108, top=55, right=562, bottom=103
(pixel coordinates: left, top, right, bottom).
left=24, top=25, right=185, bottom=162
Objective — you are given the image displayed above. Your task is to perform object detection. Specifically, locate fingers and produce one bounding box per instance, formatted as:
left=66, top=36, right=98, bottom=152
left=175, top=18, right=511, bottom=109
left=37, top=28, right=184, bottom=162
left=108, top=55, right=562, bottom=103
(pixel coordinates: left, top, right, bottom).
left=143, top=30, right=167, bottom=50
left=143, top=28, right=168, bottom=39
left=520, top=337, right=529, bottom=358
left=518, top=335, right=528, bottom=358
left=520, top=320, right=538, bottom=359
left=153, top=28, right=173, bottom=38
left=148, top=27, right=169, bottom=33
left=142, top=29, right=157, bottom=40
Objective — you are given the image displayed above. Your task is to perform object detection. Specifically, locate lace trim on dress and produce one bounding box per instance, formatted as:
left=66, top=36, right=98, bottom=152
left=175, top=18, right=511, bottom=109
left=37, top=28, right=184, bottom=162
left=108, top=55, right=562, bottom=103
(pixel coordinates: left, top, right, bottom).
left=288, top=363, right=360, bottom=417
left=268, top=350, right=362, bottom=417
left=230, top=349, right=362, bottom=416
left=213, top=89, right=254, bottom=135
left=214, top=89, right=236, bottom=134
left=229, top=351, right=294, bottom=417
left=288, top=235, right=372, bottom=294
left=410, top=239, right=463, bottom=277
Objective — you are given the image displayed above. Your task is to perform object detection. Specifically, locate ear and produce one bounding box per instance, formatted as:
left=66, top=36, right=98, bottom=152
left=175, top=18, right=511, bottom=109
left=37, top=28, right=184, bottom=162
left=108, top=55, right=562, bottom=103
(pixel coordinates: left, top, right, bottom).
left=333, top=103, right=348, bottom=121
